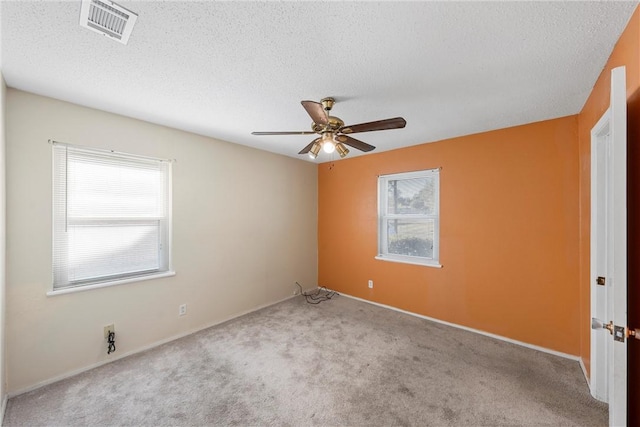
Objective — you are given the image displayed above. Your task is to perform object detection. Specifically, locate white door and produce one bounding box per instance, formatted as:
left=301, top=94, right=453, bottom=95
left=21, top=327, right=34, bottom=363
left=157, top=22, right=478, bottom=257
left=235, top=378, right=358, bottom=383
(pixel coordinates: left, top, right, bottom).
left=590, top=66, right=627, bottom=426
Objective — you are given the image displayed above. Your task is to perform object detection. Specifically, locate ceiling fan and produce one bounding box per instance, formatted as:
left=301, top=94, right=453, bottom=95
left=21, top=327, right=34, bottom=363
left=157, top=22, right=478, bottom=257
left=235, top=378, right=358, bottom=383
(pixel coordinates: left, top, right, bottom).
left=251, top=97, right=407, bottom=159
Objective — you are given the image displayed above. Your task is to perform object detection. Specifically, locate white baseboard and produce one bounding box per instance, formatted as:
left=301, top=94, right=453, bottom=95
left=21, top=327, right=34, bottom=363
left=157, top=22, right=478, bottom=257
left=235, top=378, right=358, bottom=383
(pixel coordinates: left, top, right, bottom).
left=335, top=290, right=581, bottom=362
left=1, top=394, right=7, bottom=425
left=0, top=394, right=9, bottom=426
left=579, top=357, right=590, bottom=388
left=9, top=293, right=300, bottom=398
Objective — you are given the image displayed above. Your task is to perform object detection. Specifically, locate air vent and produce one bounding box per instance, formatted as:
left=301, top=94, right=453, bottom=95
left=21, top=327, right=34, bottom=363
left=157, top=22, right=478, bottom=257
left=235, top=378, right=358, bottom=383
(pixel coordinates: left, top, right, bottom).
left=79, top=0, right=138, bottom=45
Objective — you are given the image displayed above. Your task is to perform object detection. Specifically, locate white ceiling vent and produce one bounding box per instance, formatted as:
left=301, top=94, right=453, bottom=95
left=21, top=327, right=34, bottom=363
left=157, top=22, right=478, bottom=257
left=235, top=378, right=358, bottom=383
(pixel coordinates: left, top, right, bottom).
left=79, top=0, right=138, bottom=45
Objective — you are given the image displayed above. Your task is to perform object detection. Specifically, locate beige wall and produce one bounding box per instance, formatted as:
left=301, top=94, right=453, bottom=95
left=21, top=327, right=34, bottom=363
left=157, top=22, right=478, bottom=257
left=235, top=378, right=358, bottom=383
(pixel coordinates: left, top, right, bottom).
left=1, top=76, right=7, bottom=407
left=5, top=89, right=318, bottom=393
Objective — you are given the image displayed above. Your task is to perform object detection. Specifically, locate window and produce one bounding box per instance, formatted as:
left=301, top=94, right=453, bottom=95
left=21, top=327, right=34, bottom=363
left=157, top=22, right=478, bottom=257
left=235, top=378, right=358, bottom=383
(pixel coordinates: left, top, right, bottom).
left=52, top=143, right=173, bottom=292
left=376, top=169, right=441, bottom=267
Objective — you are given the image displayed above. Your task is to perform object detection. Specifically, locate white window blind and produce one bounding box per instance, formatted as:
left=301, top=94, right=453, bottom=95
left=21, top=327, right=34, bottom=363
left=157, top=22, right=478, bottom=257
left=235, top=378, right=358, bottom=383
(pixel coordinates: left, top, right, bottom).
left=53, top=144, right=172, bottom=290
left=377, top=169, right=440, bottom=267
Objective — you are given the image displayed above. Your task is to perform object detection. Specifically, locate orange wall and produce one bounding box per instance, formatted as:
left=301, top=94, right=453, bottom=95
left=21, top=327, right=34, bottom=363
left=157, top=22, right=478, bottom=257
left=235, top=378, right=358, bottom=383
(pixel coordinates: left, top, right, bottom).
left=319, top=116, right=580, bottom=355
left=576, top=5, right=640, bottom=418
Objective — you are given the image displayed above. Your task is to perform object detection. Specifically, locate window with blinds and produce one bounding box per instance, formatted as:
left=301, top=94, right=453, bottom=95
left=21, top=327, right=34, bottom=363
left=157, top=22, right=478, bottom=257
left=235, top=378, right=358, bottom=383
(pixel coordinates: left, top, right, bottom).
left=376, top=169, right=441, bottom=267
left=52, top=144, right=173, bottom=291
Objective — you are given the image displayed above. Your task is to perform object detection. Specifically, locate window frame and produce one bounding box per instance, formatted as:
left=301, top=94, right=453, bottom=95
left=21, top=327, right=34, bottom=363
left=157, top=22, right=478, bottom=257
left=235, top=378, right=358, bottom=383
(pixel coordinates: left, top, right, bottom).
left=376, top=169, right=442, bottom=268
left=50, top=143, right=175, bottom=295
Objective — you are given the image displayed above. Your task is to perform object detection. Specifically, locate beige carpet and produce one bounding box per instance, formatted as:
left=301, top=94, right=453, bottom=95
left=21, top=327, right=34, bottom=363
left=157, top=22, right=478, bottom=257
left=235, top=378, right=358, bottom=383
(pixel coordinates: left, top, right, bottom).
left=5, top=293, right=606, bottom=426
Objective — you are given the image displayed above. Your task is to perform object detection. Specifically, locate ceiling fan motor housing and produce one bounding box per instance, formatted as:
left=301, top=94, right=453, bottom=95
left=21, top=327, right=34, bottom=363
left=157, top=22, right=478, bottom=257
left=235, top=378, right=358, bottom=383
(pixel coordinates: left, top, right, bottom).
left=311, top=116, right=344, bottom=133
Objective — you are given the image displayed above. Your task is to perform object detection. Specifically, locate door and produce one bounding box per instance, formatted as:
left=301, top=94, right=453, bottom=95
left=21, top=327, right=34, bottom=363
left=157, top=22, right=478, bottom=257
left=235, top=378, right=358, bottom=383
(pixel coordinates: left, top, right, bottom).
left=590, top=66, right=627, bottom=426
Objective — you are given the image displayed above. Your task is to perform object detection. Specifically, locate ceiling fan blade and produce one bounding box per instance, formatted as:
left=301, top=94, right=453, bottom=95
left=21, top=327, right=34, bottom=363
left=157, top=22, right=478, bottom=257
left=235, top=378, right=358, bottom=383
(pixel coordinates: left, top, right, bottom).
left=301, top=100, right=328, bottom=125
left=336, top=135, right=375, bottom=152
left=340, top=117, right=406, bottom=134
left=298, top=138, right=321, bottom=154
left=251, top=131, right=317, bottom=135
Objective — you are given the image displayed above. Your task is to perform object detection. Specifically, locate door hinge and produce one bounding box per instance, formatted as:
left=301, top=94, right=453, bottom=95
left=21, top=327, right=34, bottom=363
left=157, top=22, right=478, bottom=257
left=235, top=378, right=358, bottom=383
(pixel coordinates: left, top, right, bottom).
left=596, top=276, right=606, bottom=286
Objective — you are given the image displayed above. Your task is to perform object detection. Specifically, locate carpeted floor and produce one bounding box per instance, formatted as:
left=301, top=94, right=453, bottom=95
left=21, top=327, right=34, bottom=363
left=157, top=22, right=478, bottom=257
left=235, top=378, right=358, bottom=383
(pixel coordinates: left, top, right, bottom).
left=5, top=293, right=607, bottom=426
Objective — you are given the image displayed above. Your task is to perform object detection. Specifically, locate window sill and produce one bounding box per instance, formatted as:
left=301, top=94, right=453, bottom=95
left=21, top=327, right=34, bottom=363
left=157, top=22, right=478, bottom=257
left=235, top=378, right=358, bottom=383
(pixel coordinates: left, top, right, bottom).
left=47, top=271, right=176, bottom=296
left=375, top=255, right=442, bottom=268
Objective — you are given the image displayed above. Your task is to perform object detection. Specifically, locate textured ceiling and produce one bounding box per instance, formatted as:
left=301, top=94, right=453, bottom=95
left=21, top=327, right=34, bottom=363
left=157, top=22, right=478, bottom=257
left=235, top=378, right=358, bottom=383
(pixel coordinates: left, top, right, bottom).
left=1, top=1, right=637, bottom=162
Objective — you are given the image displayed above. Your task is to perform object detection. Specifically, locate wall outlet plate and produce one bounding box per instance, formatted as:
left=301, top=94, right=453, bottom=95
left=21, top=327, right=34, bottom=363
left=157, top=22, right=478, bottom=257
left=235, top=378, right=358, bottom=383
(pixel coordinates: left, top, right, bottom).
left=368, top=280, right=374, bottom=289
left=104, top=324, right=114, bottom=338
left=179, top=304, right=187, bottom=316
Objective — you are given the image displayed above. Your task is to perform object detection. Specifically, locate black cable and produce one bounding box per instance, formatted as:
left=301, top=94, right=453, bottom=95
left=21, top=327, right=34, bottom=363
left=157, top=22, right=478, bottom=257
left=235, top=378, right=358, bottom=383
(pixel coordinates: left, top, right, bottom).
left=295, top=282, right=338, bottom=304
left=107, top=331, right=116, bottom=354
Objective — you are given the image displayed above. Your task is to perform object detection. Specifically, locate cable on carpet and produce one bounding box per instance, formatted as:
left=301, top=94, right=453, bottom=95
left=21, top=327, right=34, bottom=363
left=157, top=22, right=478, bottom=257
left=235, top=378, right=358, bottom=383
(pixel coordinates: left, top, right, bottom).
left=295, top=282, right=338, bottom=304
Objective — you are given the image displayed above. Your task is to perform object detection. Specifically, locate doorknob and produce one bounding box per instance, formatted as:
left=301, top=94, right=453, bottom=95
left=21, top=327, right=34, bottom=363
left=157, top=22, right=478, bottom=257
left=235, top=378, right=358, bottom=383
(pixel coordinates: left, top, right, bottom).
left=591, top=318, right=614, bottom=334
left=593, top=318, right=640, bottom=341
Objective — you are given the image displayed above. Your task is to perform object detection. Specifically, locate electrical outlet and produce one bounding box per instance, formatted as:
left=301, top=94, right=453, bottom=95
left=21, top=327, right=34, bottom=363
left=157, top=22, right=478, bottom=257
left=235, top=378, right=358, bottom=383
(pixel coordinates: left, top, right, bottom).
left=103, top=324, right=115, bottom=338
left=179, top=304, right=187, bottom=316
left=368, top=280, right=374, bottom=289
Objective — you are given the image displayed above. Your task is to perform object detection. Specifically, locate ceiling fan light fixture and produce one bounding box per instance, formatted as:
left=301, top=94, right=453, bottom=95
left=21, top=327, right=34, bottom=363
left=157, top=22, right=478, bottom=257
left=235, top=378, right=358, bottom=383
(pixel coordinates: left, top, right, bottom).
left=321, top=133, right=336, bottom=153
left=336, top=142, right=349, bottom=158
left=323, top=141, right=336, bottom=154
left=308, top=141, right=321, bottom=159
